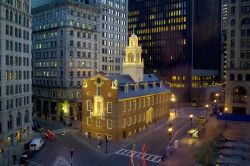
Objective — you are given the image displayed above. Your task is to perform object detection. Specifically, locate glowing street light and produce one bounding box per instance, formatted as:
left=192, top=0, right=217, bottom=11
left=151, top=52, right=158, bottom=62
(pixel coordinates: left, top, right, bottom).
left=205, top=104, right=209, bottom=117
left=190, top=114, right=194, bottom=128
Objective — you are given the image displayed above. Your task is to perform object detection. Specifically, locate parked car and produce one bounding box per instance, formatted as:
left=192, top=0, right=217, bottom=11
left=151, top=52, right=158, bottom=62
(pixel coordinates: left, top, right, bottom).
left=29, top=138, right=44, bottom=151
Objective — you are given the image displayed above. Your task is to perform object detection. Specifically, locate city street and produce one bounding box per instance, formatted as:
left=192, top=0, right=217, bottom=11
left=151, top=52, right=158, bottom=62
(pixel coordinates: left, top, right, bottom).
left=29, top=107, right=206, bottom=166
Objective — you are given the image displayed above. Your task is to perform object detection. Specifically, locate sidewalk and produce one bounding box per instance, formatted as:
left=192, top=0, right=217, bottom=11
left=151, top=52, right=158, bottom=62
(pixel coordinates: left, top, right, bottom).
left=71, top=117, right=177, bottom=155
left=161, top=116, right=220, bottom=166
left=0, top=132, right=41, bottom=166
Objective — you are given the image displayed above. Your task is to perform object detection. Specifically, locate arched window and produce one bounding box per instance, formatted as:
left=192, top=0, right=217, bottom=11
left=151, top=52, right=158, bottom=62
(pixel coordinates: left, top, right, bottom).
left=7, top=115, right=13, bottom=130
left=232, top=86, right=247, bottom=103
left=128, top=53, right=133, bottom=62
left=16, top=112, right=21, bottom=126
left=136, top=53, right=140, bottom=62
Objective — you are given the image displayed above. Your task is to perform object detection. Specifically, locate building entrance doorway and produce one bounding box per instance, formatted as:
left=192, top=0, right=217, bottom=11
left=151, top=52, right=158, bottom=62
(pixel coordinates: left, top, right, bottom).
left=123, top=131, right=126, bottom=139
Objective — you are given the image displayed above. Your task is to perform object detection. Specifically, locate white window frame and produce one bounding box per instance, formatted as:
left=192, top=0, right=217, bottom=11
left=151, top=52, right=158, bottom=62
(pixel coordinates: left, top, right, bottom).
left=87, top=100, right=91, bottom=111
left=133, top=115, right=136, bottom=124
left=87, top=117, right=92, bottom=126
left=123, top=101, right=126, bottom=112
left=107, top=119, right=112, bottom=129
left=128, top=117, right=131, bottom=126
left=132, top=99, right=136, bottom=110
left=122, top=118, right=126, bottom=128
left=96, top=118, right=101, bottom=127
left=107, top=102, right=112, bottom=113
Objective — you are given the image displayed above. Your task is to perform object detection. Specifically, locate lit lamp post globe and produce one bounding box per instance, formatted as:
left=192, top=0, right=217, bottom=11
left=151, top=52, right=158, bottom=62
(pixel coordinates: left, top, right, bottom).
left=168, top=127, right=173, bottom=145
left=170, top=94, right=176, bottom=116
left=189, top=114, right=194, bottom=128
left=205, top=104, right=209, bottom=117
left=170, top=94, right=176, bottom=103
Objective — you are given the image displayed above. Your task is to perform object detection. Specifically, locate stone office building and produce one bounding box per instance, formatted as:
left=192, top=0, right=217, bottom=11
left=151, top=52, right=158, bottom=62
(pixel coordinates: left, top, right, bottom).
left=0, top=0, right=33, bottom=149
left=225, top=0, right=250, bottom=114
left=31, top=0, right=128, bottom=123
left=82, top=34, right=171, bottom=141
left=32, top=0, right=100, bottom=122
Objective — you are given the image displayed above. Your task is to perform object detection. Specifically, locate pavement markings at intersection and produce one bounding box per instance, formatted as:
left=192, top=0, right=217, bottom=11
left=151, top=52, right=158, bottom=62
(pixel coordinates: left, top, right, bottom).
left=53, top=156, right=71, bottom=166
left=115, top=149, right=162, bottom=163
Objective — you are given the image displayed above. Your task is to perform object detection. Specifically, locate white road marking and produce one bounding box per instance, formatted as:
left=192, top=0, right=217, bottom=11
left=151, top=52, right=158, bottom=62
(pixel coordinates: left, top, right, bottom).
left=53, top=156, right=71, bottom=166
left=115, top=149, right=162, bottom=163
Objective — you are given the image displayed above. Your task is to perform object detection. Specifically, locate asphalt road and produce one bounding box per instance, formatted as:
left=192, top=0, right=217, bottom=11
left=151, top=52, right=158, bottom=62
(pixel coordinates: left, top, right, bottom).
left=30, top=107, right=202, bottom=166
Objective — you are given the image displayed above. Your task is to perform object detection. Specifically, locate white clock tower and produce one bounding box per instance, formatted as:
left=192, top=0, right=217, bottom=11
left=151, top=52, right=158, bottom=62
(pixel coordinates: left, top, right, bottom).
left=123, top=34, right=144, bottom=82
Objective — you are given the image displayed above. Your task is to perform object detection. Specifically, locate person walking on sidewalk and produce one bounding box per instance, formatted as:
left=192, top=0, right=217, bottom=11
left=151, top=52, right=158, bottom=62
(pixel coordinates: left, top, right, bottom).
left=97, top=136, right=102, bottom=149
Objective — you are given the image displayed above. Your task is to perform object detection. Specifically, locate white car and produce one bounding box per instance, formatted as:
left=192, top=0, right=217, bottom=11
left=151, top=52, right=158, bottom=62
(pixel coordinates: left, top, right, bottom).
left=29, top=138, right=44, bottom=151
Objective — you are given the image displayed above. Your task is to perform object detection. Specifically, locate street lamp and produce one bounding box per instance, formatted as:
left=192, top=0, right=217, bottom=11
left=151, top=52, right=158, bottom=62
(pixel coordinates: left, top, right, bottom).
left=205, top=104, right=209, bottom=117
left=70, top=148, right=74, bottom=166
left=168, top=126, right=173, bottom=145
left=190, top=114, right=194, bottom=128
left=105, top=134, right=108, bottom=153
left=170, top=94, right=177, bottom=116
left=224, top=107, right=228, bottom=128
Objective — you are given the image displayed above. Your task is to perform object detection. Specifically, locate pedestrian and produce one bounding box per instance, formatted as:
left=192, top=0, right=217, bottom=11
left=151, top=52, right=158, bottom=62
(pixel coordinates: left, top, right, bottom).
left=12, top=153, right=17, bottom=165
left=97, top=140, right=102, bottom=149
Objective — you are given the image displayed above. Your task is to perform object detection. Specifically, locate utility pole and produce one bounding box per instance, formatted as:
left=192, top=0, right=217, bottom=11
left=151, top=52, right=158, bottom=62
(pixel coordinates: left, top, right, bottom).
left=70, top=148, right=74, bottom=166
left=105, top=134, right=108, bottom=153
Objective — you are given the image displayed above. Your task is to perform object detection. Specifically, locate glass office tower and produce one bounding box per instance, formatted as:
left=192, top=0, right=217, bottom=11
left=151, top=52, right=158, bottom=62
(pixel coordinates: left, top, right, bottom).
left=128, top=0, right=221, bottom=101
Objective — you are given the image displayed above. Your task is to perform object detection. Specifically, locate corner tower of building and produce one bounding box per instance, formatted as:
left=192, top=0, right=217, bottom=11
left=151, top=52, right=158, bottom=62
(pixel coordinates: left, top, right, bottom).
left=123, top=34, right=144, bottom=82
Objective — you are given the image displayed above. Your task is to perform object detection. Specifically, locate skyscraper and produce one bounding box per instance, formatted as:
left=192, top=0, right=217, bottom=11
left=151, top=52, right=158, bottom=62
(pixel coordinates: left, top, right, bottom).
left=225, top=0, right=250, bottom=114
left=32, top=0, right=128, bottom=122
left=97, top=0, right=128, bottom=75
left=0, top=0, right=33, bottom=149
left=128, top=0, right=221, bottom=101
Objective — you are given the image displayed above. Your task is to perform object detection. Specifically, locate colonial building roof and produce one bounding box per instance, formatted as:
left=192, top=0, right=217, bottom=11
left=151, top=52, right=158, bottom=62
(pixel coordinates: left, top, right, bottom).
left=106, top=74, right=170, bottom=99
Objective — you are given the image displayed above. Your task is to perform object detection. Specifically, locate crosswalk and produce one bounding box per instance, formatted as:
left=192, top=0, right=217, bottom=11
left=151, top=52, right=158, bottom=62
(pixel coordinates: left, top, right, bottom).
left=115, top=149, right=162, bottom=163
left=53, top=156, right=71, bottom=166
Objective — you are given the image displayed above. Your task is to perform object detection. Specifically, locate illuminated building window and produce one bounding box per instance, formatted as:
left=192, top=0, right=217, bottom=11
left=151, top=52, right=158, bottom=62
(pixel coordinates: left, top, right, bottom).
left=107, top=119, right=112, bottom=129
left=172, top=76, right=177, bottom=80
left=142, top=112, right=145, bottom=121
left=87, top=117, right=92, bottom=126
left=96, top=118, right=101, bottom=127
left=147, top=97, right=150, bottom=106
left=123, top=101, right=126, bottom=112
left=132, top=99, right=136, bottom=110
left=122, top=118, right=126, bottom=128
left=97, top=102, right=101, bottom=113
left=133, top=115, right=136, bottom=124
left=128, top=117, right=132, bottom=126
left=138, top=98, right=141, bottom=108
left=107, top=102, right=112, bottom=113
left=86, top=100, right=91, bottom=111
left=138, top=113, right=141, bottom=122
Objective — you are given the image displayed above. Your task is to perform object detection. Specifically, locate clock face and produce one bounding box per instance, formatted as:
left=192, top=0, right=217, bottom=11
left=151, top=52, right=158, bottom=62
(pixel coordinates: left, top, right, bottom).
left=96, top=77, right=102, bottom=84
